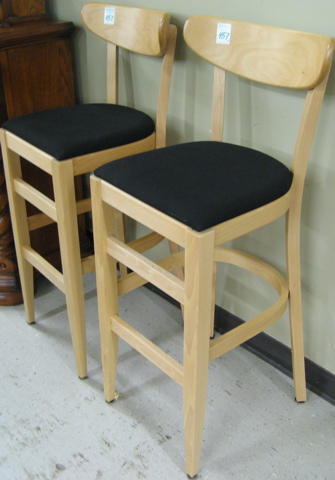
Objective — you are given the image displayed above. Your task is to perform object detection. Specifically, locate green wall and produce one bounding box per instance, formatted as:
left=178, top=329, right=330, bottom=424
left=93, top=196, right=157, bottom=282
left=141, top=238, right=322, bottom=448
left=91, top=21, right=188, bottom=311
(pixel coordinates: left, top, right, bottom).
left=47, top=0, right=335, bottom=374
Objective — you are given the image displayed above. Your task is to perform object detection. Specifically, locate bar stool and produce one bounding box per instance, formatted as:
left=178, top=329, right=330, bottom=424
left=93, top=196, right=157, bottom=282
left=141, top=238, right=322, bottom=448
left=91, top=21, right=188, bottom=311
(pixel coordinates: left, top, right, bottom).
left=91, top=15, right=334, bottom=477
left=0, top=3, right=176, bottom=378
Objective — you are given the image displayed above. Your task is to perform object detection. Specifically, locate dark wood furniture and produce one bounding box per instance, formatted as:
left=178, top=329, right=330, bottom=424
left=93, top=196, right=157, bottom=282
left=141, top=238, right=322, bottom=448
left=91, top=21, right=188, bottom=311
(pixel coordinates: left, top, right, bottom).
left=0, top=0, right=47, bottom=26
left=0, top=0, right=80, bottom=305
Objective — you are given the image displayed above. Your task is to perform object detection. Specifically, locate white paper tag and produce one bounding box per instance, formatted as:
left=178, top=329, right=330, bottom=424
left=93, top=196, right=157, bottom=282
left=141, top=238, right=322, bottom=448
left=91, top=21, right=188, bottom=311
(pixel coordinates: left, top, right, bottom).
left=216, top=23, right=231, bottom=44
left=104, top=7, right=115, bottom=25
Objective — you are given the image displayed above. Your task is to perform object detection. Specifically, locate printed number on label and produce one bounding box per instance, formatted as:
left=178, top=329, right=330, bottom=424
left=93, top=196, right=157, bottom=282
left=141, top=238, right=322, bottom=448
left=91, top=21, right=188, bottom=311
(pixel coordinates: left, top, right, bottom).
left=216, top=23, right=231, bottom=44
left=104, top=7, right=115, bottom=25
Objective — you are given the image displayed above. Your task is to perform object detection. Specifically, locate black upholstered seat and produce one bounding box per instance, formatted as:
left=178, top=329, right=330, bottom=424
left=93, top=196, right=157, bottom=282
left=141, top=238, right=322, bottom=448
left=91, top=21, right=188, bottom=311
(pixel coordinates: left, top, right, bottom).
left=94, top=141, right=293, bottom=231
left=3, top=104, right=155, bottom=160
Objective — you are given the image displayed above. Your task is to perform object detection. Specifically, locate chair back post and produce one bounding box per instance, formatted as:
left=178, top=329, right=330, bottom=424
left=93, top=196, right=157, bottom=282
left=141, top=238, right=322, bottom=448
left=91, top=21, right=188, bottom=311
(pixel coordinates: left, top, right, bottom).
left=290, top=60, right=334, bottom=210
left=155, top=24, right=177, bottom=148
left=106, top=42, right=118, bottom=104
left=211, top=66, right=226, bottom=142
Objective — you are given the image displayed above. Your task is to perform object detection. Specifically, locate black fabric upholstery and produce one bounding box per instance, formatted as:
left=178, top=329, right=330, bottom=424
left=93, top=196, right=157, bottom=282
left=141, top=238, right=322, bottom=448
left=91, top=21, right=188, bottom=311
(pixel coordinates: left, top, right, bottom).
left=2, top=104, right=155, bottom=161
left=94, top=141, right=293, bottom=232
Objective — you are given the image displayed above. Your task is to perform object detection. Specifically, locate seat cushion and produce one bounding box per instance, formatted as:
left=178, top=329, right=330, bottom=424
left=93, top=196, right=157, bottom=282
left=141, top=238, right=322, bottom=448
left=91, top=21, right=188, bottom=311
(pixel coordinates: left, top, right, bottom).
left=2, top=104, right=155, bottom=160
left=94, top=141, right=293, bottom=232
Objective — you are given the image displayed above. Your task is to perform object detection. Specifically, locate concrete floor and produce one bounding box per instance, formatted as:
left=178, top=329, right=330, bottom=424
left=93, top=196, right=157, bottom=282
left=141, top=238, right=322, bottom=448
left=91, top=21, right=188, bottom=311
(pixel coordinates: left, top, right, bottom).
left=0, top=271, right=334, bottom=480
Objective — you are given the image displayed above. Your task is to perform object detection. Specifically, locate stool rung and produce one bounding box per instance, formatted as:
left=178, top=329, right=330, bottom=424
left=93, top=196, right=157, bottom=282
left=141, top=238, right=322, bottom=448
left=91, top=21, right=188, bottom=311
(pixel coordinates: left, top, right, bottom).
left=209, top=294, right=287, bottom=362
left=77, top=197, right=92, bottom=215
left=81, top=254, right=95, bottom=275
left=14, top=178, right=57, bottom=222
left=127, top=231, right=165, bottom=253
left=23, top=245, right=65, bottom=292
left=107, top=236, right=184, bottom=304
left=118, top=249, right=185, bottom=296
left=111, top=314, right=184, bottom=386
left=28, top=198, right=92, bottom=232
left=28, top=211, right=55, bottom=231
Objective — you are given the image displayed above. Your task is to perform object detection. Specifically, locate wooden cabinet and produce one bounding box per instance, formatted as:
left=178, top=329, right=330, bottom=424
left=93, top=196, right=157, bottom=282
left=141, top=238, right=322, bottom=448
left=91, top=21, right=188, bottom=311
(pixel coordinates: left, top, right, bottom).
left=0, top=1, right=89, bottom=305
left=0, top=0, right=47, bottom=26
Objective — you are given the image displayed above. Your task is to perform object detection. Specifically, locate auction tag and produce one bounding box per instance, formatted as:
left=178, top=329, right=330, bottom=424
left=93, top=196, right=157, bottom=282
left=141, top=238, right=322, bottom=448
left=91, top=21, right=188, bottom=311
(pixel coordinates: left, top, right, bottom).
left=104, top=7, right=115, bottom=25
left=216, top=23, right=231, bottom=44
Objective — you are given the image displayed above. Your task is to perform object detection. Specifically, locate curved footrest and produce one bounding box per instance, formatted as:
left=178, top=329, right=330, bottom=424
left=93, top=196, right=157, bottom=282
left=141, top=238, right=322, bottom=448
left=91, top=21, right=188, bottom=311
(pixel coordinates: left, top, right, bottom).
left=209, top=247, right=289, bottom=362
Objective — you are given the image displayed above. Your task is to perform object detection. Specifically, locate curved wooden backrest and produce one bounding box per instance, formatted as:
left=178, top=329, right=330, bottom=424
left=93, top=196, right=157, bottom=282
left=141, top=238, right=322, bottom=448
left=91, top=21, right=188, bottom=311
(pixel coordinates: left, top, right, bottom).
left=184, top=15, right=334, bottom=89
left=81, top=3, right=170, bottom=56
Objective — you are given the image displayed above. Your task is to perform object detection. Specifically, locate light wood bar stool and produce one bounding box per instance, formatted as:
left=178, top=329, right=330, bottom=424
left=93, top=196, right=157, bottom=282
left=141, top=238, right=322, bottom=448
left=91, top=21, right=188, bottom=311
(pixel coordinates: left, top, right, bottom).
left=0, top=3, right=176, bottom=379
left=91, top=15, right=334, bottom=477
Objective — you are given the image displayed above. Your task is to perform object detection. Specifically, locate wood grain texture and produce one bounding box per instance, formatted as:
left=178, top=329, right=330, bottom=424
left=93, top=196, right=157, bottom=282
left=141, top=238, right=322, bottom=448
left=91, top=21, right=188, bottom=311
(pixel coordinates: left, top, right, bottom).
left=184, top=15, right=334, bottom=89
left=81, top=3, right=170, bottom=56
left=0, top=0, right=46, bottom=25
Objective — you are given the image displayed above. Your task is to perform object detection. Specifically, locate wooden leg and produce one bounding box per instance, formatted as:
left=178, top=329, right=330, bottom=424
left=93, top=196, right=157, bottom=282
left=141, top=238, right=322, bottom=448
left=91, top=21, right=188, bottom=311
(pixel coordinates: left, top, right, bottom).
left=16, top=235, right=35, bottom=325
left=210, top=261, right=217, bottom=338
left=114, top=209, right=127, bottom=278
left=91, top=175, right=119, bottom=402
left=183, top=229, right=215, bottom=478
left=1, top=142, right=35, bottom=323
left=286, top=210, right=306, bottom=402
left=168, top=239, right=185, bottom=282
left=53, top=162, right=87, bottom=379
left=168, top=239, right=185, bottom=316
